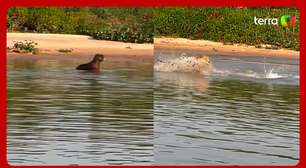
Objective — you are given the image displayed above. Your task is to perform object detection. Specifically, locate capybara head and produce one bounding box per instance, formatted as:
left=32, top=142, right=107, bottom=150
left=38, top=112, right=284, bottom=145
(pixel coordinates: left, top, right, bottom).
left=93, top=54, right=104, bottom=62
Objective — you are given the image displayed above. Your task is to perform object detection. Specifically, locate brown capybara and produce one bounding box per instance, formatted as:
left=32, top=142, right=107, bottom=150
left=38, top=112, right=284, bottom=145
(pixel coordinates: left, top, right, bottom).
left=76, top=54, right=104, bottom=71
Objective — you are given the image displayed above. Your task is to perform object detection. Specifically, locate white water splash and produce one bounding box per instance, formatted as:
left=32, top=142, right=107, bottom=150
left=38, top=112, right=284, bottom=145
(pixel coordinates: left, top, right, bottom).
left=154, top=55, right=211, bottom=74
left=263, top=57, right=284, bottom=79
left=212, top=68, right=285, bottom=79
left=264, top=68, right=284, bottom=79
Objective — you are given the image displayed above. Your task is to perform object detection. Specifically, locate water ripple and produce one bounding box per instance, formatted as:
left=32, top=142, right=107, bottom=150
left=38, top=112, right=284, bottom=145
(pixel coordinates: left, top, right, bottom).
left=7, top=58, right=153, bottom=165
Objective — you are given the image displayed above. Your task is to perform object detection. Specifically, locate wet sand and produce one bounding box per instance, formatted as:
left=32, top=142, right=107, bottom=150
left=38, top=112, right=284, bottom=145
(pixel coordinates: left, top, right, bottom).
left=155, top=37, right=299, bottom=59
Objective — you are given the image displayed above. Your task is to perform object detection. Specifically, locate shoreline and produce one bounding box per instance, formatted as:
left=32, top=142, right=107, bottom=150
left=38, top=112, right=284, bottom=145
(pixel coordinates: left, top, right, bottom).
left=154, top=37, right=299, bottom=59
left=7, top=33, right=299, bottom=60
left=7, top=33, right=154, bottom=60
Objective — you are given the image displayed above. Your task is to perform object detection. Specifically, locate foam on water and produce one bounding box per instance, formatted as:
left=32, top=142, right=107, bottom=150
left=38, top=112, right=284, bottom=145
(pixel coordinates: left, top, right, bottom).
left=212, top=68, right=286, bottom=79
left=264, top=69, right=284, bottom=79
left=209, top=56, right=299, bottom=85
left=154, top=52, right=298, bottom=84
left=154, top=55, right=210, bottom=74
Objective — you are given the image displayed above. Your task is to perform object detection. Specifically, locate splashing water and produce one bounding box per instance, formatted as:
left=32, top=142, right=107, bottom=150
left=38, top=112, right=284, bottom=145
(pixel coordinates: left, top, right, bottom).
left=263, top=57, right=284, bottom=79
left=264, top=68, right=284, bottom=79
left=154, top=55, right=210, bottom=74
left=212, top=67, right=285, bottom=79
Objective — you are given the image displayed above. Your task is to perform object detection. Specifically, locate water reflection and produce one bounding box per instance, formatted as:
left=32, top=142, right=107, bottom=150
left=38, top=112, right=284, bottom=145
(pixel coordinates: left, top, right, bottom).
left=7, top=57, right=153, bottom=165
left=155, top=72, right=209, bottom=93
left=155, top=78, right=299, bottom=165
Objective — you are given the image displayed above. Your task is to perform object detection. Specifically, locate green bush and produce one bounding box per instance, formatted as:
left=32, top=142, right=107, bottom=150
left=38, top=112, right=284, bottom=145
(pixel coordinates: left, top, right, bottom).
left=154, top=7, right=300, bottom=51
left=7, top=7, right=299, bottom=49
left=7, top=7, right=154, bottom=43
left=12, top=40, right=38, bottom=53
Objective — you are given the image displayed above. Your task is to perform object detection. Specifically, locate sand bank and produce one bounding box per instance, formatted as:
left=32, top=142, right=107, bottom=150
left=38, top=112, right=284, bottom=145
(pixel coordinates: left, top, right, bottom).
left=155, top=37, right=299, bottom=59
left=7, top=33, right=299, bottom=60
left=7, top=33, right=153, bottom=60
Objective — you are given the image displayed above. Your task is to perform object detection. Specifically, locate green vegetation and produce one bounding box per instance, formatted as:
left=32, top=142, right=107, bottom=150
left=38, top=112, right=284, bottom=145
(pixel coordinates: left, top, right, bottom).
left=12, top=40, right=39, bottom=54
left=7, top=7, right=299, bottom=50
left=154, top=7, right=299, bottom=51
left=7, top=7, right=154, bottom=43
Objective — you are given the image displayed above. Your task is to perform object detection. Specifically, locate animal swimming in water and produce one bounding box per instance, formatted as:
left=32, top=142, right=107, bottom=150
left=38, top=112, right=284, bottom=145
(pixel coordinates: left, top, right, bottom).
left=76, top=54, right=104, bottom=71
left=154, top=54, right=211, bottom=74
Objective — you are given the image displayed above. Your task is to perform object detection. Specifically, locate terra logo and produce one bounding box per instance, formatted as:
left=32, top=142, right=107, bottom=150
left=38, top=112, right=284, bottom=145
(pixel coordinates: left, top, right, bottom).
left=280, top=15, right=295, bottom=27
left=254, top=15, right=295, bottom=27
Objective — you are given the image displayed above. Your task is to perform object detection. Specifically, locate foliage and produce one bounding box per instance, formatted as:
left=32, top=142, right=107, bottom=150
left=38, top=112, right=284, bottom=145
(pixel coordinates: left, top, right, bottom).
left=154, top=7, right=300, bottom=51
left=7, top=7, right=299, bottom=50
left=7, top=7, right=154, bottom=43
left=13, top=40, right=38, bottom=53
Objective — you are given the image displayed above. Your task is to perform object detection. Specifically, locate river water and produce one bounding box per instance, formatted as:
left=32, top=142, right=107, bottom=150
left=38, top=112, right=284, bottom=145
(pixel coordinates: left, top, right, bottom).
left=7, top=51, right=300, bottom=165
left=7, top=56, right=153, bottom=165
left=154, top=50, right=299, bottom=165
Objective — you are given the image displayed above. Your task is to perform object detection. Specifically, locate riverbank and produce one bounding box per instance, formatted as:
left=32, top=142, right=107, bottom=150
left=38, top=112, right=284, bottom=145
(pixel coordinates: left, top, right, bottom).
left=7, top=33, right=299, bottom=60
left=155, top=37, right=299, bottom=59
left=7, top=33, right=153, bottom=61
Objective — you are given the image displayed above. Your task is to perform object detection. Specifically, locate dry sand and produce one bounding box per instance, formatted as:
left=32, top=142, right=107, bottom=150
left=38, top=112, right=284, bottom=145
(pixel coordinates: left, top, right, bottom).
left=155, top=37, right=299, bottom=59
left=7, top=33, right=153, bottom=61
left=7, top=33, right=299, bottom=60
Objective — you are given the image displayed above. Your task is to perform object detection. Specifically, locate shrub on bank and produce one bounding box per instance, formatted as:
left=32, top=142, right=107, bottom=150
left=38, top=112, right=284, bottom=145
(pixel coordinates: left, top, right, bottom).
left=11, top=40, right=39, bottom=54
left=154, top=7, right=300, bottom=51
left=7, top=7, right=154, bottom=43
left=7, top=7, right=299, bottom=50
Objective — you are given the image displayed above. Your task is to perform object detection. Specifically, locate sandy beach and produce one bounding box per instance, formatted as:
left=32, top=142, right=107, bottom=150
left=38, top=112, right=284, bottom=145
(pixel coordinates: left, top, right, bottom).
left=155, top=37, right=299, bottom=59
left=7, top=33, right=154, bottom=61
left=7, top=33, right=299, bottom=60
